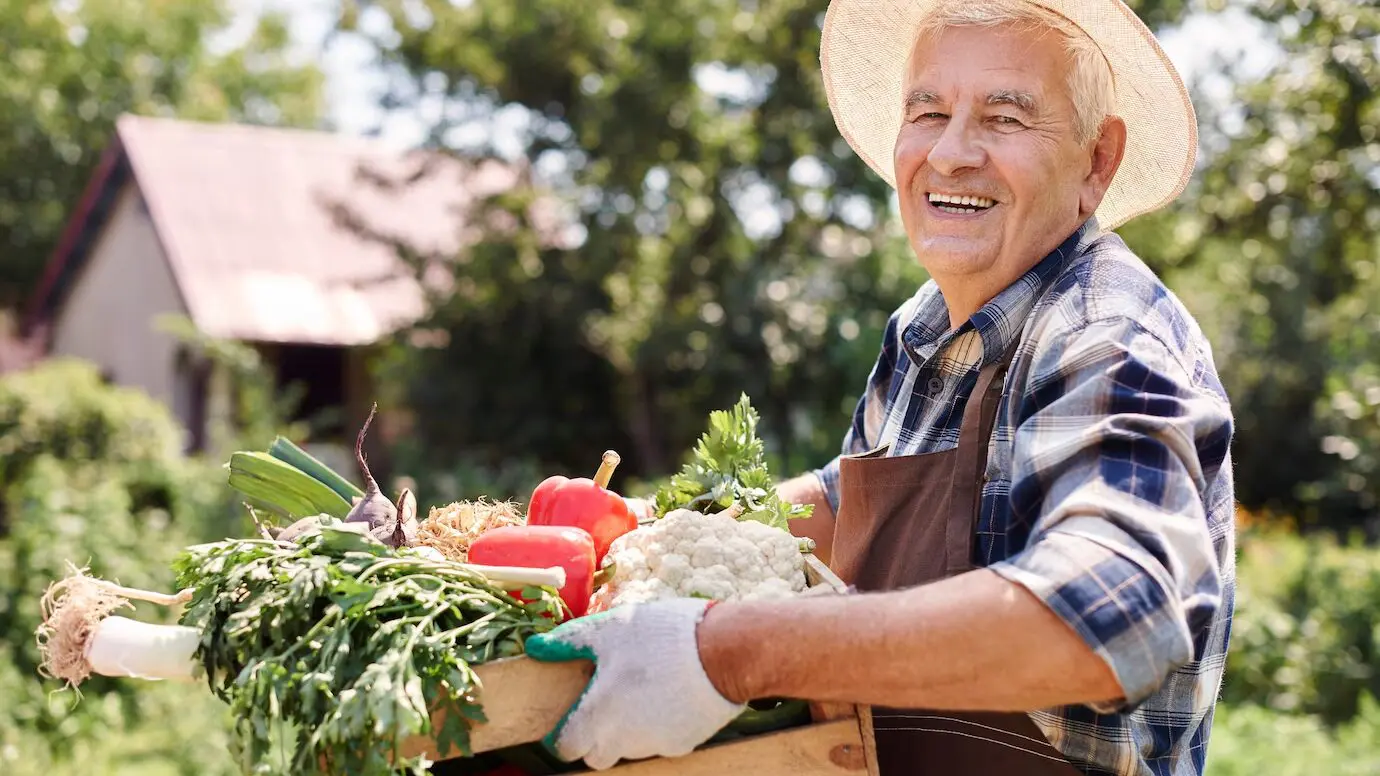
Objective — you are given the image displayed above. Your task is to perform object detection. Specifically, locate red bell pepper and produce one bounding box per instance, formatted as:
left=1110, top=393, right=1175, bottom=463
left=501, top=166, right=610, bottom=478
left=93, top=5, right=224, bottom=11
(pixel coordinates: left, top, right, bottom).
left=468, top=525, right=597, bottom=618
left=527, top=450, right=638, bottom=564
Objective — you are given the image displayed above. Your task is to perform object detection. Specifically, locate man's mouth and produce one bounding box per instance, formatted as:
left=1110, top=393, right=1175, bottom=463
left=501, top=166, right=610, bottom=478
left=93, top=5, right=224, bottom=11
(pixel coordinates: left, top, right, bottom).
left=927, top=192, right=995, bottom=215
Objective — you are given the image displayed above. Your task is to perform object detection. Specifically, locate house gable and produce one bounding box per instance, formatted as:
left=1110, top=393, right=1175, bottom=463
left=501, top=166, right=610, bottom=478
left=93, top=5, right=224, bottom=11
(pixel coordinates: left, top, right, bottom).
left=23, top=113, right=571, bottom=452
left=49, top=179, right=190, bottom=408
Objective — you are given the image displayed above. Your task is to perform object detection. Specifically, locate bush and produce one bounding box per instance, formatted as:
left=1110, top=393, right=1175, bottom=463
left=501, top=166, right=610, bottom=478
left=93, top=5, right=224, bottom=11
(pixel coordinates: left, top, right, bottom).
left=0, top=358, right=246, bottom=772
left=0, top=456, right=229, bottom=751
left=1224, top=528, right=1380, bottom=724
left=0, top=660, right=237, bottom=776
left=1205, top=698, right=1380, bottom=776
left=0, top=359, right=185, bottom=498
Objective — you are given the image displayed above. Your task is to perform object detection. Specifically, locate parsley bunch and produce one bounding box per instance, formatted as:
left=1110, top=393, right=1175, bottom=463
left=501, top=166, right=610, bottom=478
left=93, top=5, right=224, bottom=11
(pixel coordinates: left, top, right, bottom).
left=652, top=393, right=813, bottom=531
left=171, top=525, right=564, bottom=775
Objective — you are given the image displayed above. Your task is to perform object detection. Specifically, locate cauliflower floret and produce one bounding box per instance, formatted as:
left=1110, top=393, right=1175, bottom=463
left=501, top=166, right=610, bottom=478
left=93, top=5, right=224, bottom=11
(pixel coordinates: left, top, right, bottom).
left=740, top=577, right=799, bottom=601
left=688, top=535, right=726, bottom=568
left=737, top=521, right=809, bottom=592
left=650, top=552, right=692, bottom=588
left=619, top=578, right=675, bottom=604
left=598, top=508, right=808, bottom=609
left=615, top=547, right=652, bottom=582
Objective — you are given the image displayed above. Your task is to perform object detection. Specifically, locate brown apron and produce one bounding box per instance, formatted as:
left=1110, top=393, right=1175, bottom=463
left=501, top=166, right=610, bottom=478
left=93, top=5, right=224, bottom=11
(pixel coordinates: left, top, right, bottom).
left=830, top=341, right=1084, bottom=775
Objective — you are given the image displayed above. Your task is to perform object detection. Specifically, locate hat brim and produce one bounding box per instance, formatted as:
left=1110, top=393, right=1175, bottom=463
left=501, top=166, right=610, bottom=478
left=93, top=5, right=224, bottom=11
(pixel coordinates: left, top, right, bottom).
left=819, top=0, right=1197, bottom=230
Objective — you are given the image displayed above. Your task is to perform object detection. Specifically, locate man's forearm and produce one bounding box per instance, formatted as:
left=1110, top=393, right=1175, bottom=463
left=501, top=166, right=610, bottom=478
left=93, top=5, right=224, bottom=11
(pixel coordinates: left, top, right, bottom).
left=697, top=568, right=1125, bottom=711
left=776, top=473, right=837, bottom=564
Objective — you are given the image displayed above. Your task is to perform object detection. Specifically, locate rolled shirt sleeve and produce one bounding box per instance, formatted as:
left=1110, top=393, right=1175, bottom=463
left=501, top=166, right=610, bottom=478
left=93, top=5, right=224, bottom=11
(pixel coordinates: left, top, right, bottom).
left=987, top=316, right=1234, bottom=711
left=814, top=455, right=844, bottom=515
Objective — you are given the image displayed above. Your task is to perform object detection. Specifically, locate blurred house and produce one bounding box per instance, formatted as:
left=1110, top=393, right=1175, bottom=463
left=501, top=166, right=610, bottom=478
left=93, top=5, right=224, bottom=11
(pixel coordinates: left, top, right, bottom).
left=22, top=113, right=551, bottom=462
left=0, top=313, right=44, bottom=374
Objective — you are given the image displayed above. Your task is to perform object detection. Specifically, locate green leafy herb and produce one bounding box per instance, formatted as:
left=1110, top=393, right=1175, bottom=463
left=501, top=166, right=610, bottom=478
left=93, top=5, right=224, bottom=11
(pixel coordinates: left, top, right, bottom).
left=652, top=393, right=813, bottom=531
left=171, top=523, right=564, bottom=776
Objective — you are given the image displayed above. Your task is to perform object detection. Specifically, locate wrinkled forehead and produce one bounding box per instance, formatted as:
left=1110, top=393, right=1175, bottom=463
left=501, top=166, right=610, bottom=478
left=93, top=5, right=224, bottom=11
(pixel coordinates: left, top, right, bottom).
left=901, top=21, right=1073, bottom=102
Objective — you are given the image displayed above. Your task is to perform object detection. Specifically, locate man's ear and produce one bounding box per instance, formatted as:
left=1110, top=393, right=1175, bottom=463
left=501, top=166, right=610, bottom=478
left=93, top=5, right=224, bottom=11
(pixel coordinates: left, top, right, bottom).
left=1081, top=115, right=1127, bottom=217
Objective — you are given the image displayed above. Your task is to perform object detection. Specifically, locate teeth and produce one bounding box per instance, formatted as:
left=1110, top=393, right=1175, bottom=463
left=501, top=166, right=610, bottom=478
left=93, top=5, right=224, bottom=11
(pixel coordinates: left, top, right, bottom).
left=927, top=193, right=995, bottom=208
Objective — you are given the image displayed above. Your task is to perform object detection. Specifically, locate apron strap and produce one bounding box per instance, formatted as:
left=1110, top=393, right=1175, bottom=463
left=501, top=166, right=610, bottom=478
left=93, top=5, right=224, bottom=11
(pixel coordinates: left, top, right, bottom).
left=943, top=337, right=1022, bottom=577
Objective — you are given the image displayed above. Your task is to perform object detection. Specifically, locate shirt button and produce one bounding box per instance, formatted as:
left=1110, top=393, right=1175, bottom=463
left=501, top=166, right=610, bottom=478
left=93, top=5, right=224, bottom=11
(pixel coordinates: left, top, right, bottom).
left=926, top=377, right=944, bottom=396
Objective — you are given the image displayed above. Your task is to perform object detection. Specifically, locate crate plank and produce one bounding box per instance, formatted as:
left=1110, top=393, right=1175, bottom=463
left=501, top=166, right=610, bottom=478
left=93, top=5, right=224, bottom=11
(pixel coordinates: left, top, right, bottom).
left=591, top=719, right=870, bottom=776
left=399, top=657, right=593, bottom=760
left=803, top=554, right=847, bottom=593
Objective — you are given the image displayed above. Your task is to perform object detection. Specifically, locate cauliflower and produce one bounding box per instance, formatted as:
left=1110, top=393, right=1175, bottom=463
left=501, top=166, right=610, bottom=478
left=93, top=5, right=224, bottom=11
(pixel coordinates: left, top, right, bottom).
left=593, top=508, right=807, bottom=610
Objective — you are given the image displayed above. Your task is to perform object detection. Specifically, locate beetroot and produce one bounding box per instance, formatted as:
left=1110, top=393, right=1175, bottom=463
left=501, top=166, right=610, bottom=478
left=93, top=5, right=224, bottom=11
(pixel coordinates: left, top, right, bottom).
left=344, top=404, right=417, bottom=548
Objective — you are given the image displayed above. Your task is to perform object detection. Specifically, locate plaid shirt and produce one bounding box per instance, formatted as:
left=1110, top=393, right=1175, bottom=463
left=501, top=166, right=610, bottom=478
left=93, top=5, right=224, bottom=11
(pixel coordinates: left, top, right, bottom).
left=814, top=218, right=1237, bottom=776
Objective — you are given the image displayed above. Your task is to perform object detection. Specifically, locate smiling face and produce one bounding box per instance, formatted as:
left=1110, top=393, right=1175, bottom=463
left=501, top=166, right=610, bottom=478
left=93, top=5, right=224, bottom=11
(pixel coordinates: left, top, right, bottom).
left=894, top=22, right=1125, bottom=320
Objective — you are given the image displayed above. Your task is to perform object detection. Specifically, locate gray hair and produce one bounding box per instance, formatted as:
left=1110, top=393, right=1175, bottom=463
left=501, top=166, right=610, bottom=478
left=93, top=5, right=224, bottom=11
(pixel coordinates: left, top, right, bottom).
left=911, top=0, right=1117, bottom=145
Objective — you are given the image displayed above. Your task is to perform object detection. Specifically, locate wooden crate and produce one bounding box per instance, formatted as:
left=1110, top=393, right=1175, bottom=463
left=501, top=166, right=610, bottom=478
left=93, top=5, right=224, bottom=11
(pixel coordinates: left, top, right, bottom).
left=400, top=555, right=878, bottom=775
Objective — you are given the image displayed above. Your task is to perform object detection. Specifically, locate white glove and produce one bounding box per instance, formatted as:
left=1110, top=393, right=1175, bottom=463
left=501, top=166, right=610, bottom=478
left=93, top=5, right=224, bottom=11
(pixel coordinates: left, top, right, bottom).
left=524, top=597, right=747, bottom=770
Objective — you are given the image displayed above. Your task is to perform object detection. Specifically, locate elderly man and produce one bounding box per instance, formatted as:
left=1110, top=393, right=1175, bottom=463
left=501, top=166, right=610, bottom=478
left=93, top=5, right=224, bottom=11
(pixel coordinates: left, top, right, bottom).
left=525, top=0, right=1237, bottom=773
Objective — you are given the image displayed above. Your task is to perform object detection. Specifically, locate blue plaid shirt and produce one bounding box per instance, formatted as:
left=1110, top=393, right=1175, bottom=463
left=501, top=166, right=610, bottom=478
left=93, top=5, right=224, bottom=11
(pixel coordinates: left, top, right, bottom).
left=814, top=218, right=1237, bottom=776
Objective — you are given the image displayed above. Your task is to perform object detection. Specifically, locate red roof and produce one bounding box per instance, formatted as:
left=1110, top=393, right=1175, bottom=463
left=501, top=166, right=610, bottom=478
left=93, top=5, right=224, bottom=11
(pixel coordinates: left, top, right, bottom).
left=31, top=114, right=548, bottom=346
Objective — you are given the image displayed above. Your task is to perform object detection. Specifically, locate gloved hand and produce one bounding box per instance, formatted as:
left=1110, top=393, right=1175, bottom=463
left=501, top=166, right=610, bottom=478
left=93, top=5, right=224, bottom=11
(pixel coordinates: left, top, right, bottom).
left=524, top=597, right=747, bottom=770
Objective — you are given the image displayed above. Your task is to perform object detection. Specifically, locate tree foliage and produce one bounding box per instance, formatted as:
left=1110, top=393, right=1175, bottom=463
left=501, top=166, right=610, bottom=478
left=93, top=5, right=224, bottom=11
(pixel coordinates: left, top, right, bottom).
left=338, top=0, right=927, bottom=487
left=335, top=0, right=1379, bottom=532
left=0, top=0, right=325, bottom=309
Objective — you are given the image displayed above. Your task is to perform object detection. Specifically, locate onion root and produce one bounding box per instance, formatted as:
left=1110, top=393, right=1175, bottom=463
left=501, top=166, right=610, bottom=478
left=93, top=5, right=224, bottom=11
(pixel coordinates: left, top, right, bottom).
left=36, top=564, right=196, bottom=688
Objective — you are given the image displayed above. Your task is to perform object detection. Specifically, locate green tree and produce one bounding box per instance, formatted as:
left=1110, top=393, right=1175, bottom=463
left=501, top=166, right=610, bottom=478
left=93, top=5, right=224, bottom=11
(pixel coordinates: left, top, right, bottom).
left=335, top=0, right=928, bottom=489
left=0, top=0, right=325, bottom=309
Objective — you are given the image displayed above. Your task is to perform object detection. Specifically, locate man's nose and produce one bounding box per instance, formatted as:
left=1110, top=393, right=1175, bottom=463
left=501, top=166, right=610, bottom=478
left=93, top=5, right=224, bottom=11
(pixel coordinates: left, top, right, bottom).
left=926, top=118, right=986, bottom=176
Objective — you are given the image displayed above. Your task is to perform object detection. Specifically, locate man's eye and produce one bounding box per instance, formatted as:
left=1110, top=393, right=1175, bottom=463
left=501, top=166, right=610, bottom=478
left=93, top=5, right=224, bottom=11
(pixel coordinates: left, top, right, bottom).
left=914, top=112, right=947, bottom=122
left=992, top=116, right=1024, bottom=126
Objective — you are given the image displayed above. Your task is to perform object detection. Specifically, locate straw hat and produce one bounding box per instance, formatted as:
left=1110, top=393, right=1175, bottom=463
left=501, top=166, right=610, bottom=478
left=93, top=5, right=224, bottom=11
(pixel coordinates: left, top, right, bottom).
left=819, top=0, right=1197, bottom=230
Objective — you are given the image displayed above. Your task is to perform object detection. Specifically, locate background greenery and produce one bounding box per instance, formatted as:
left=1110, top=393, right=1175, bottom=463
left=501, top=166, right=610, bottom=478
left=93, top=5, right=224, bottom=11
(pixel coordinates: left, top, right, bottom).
left=1, top=0, right=1377, bottom=773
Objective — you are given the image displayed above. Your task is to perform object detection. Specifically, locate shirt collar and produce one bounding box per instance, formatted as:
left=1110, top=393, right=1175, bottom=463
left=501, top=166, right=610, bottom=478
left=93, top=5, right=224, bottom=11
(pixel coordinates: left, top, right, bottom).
left=902, top=217, right=1100, bottom=366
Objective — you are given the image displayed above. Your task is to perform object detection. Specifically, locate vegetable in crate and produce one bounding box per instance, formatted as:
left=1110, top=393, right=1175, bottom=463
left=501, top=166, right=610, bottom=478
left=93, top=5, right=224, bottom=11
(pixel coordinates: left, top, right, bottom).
left=267, top=434, right=365, bottom=503
left=343, top=403, right=419, bottom=548
left=226, top=404, right=417, bottom=548
left=35, top=565, right=199, bottom=684
left=469, top=525, right=599, bottom=618
left=589, top=396, right=816, bottom=611
left=592, top=508, right=807, bottom=609
left=651, top=393, right=813, bottom=529
left=527, top=450, right=638, bottom=563
left=524, top=397, right=827, bottom=769
left=36, top=522, right=569, bottom=776
left=227, top=450, right=355, bottom=519
left=415, top=499, right=527, bottom=562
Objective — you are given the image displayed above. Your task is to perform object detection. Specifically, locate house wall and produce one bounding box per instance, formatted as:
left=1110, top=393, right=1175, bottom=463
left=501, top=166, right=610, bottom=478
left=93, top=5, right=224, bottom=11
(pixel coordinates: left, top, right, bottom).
left=49, top=181, right=193, bottom=427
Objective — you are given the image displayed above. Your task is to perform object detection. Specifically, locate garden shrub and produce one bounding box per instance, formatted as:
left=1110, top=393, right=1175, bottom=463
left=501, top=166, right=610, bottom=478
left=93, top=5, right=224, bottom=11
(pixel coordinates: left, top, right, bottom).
left=1224, top=529, right=1380, bottom=724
